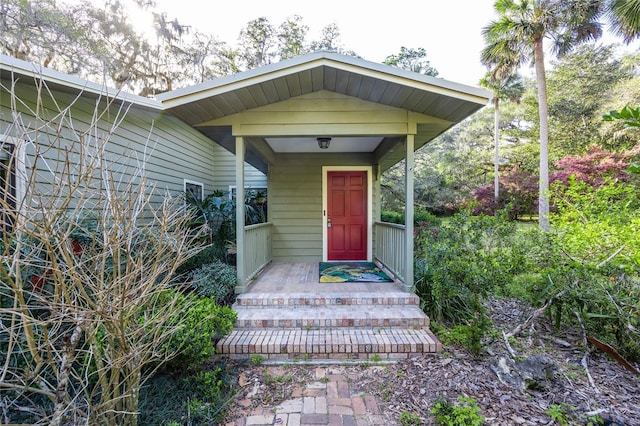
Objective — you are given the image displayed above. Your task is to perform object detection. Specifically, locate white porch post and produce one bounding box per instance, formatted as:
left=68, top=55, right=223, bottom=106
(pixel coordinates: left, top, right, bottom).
left=404, top=135, right=415, bottom=292
left=235, top=136, right=247, bottom=294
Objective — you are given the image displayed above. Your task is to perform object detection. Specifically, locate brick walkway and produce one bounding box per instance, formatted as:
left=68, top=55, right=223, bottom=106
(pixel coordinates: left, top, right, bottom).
left=226, top=366, right=386, bottom=426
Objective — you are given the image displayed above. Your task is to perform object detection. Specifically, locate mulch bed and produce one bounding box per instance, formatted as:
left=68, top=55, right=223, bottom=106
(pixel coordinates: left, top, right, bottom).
left=221, top=297, right=640, bottom=425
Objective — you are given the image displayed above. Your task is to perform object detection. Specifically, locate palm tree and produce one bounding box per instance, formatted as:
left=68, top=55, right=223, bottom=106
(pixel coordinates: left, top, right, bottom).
left=481, top=0, right=603, bottom=231
left=480, top=71, right=524, bottom=202
left=607, top=0, right=640, bottom=43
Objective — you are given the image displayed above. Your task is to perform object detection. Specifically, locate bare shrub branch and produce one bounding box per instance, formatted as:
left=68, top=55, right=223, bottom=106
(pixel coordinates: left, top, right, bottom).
left=1, top=78, right=206, bottom=425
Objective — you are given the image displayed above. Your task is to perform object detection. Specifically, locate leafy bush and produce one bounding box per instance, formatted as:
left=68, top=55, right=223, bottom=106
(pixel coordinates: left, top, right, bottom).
left=177, top=245, right=227, bottom=275
left=164, top=293, right=237, bottom=370
left=139, top=363, right=236, bottom=425
left=188, top=368, right=226, bottom=402
left=399, top=411, right=422, bottom=425
left=415, top=257, right=484, bottom=325
left=552, top=177, right=639, bottom=270
left=545, top=403, right=576, bottom=426
left=496, top=227, right=565, bottom=301
left=189, top=259, right=238, bottom=305
left=186, top=189, right=268, bottom=245
left=472, top=165, right=538, bottom=219
left=542, top=176, right=640, bottom=359
left=431, top=395, right=485, bottom=426
left=473, top=176, right=639, bottom=359
left=381, top=210, right=404, bottom=224
left=380, top=209, right=441, bottom=226
left=435, top=314, right=493, bottom=357
left=473, top=147, right=639, bottom=219
left=414, top=212, right=522, bottom=323
left=414, top=209, right=441, bottom=226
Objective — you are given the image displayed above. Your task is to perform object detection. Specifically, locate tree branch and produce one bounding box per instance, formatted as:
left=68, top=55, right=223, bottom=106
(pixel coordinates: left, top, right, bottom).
left=502, top=330, right=518, bottom=358
left=574, top=311, right=599, bottom=393
left=505, top=288, right=568, bottom=339
left=597, top=245, right=626, bottom=269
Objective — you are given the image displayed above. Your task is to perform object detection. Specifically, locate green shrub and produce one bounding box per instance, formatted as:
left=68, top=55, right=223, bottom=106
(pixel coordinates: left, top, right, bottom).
left=545, top=403, right=576, bottom=426
left=414, top=212, right=520, bottom=323
left=251, top=354, right=265, bottom=365
left=552, top=177, right=640, bottom=271
left=415, top=257, right=484, bottom=324
left=538, top=263, right=640, bottom=359
left=431, top=395, right=485, bottom=426
left=413, top=211, right=574, bottom=325
left=414, top=208, right=441, bottom=226
left=188, top=259, right=238, bottom=305
left=380, top=209, right=441, bottom=226
left=540, top=177, right=640, bottom=359
left=381, top=210, right=404, bottom=224
left=139, top=363, right=236, bottom=425
left=165, top=292, right=237, bottom=370
left=399, top=411, right=422, bottom=425
left=177, top=245, right=227, bottom=275
left=188, top=368, right=225, bottom=401
left=437, top=314, right=492, bottom=357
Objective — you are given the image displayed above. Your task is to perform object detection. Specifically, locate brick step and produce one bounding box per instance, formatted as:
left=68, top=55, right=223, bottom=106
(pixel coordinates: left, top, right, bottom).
left=233, top=305, right=429, bottom=329
left=235, top=291, right=420, bottom=307
left=215, top=327, right=442, bottom=361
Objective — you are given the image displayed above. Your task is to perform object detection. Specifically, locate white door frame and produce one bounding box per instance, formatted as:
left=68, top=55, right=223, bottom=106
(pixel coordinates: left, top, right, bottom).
left=321, top=166, right=373, bottom=262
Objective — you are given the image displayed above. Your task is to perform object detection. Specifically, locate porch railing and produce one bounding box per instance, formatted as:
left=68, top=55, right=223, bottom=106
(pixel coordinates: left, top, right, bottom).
left=374, top=221, right=406, bottom=283
left=243, top=222, right=272, bottom=282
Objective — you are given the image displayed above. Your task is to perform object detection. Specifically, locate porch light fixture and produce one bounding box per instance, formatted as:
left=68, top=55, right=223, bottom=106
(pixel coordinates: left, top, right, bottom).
left=317, top=137, right=331, bottom=149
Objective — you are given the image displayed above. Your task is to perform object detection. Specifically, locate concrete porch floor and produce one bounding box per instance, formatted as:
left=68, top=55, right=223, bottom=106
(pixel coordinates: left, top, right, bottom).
left=216, top=262, right=442, bottom=361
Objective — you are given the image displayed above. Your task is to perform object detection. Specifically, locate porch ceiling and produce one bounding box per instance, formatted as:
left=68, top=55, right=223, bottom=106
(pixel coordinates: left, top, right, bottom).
left=265, top=136, right=383, bottom=153
left=158, top=51, right=491, bottom=173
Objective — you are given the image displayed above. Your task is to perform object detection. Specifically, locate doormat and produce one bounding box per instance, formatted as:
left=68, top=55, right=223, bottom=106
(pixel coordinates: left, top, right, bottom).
left=319, top=262, right=393, bottom=283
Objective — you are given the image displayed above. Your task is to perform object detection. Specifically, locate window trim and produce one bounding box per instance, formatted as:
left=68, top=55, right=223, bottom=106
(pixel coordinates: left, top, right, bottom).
left=1, top=136, right=26, bottom=207
left=184, top=179, right=204, bottom=202
left=1, top=136, right=27, bottom=234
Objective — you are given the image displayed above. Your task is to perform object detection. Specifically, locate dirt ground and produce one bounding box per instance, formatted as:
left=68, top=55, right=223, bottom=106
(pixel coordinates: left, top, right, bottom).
left=222, top=298, right=640, bottom=425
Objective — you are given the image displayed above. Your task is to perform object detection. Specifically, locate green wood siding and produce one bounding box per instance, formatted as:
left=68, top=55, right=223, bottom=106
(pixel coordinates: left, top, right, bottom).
left=205, top=90, right=417, bottom=138
left=1, top=79, right=217, bottom=207
left=269, top=153, right=379, bottom=262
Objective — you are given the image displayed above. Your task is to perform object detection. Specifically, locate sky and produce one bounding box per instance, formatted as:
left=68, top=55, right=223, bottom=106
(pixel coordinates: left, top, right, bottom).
left=136, top=0, right=500, bottom=87
left=83, top=0, right=637, bottom=88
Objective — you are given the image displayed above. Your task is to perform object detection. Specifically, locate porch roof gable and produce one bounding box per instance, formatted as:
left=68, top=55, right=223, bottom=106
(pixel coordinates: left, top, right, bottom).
left=157, top=51, right=491, bottom=173
left=157, top=50, right=491, bottom=126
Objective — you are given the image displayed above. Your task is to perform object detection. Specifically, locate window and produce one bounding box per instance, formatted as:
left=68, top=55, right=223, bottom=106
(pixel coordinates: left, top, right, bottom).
left=1, top=140, right=17, bottom=235
left=228, top=185, right=268, bottom=201
left=229, top=185, right=268, bottom=224
left=184, top=179, right=204, bottom=203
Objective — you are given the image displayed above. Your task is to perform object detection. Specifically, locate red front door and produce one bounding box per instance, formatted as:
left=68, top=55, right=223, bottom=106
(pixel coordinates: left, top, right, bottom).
left=327, top=171, right=367, bottom=261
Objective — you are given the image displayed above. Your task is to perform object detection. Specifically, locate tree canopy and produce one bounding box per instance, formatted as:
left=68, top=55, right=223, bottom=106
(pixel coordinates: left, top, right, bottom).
left=0, top=0, right=357, bottom=95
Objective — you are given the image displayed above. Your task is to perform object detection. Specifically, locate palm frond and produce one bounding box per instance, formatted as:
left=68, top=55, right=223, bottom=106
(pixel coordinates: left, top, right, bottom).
left=608, top=0, right=640, bottom=43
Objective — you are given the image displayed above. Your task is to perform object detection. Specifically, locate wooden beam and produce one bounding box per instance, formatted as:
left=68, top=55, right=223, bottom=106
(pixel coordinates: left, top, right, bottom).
left=245, top=137, right=277, bottom=166
left=235, top=136, right=247, bottom=293
left=404, top=134, right=414, bottom=293
left=232, top=123, right=410, bottom=137
left=373, top=136, right=404, bottom=165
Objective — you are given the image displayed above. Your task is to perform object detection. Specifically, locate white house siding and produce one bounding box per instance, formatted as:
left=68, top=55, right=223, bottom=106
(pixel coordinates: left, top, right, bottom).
left=269, top=153, right=380, bottom=262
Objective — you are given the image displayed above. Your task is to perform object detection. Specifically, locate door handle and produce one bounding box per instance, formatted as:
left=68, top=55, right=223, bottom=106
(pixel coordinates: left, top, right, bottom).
left=327, top=219, right=332, bottom=228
